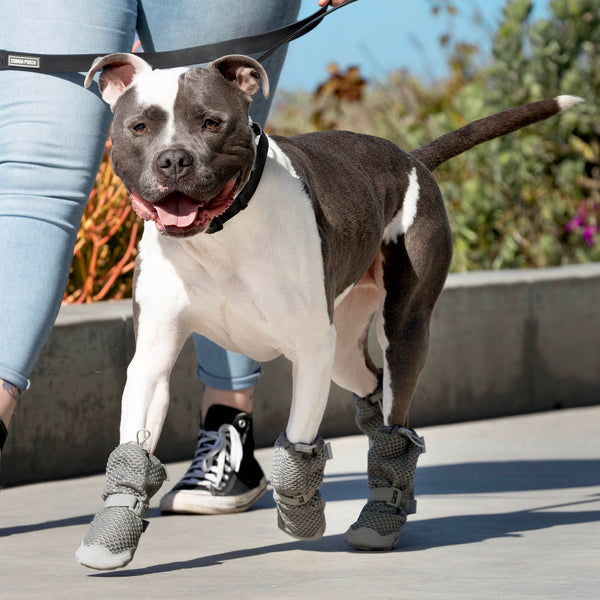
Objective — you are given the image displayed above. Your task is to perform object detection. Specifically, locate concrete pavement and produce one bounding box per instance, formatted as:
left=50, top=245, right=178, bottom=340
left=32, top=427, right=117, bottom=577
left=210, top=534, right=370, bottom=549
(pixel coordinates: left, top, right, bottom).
left=2, top=406, right=599, bottom=599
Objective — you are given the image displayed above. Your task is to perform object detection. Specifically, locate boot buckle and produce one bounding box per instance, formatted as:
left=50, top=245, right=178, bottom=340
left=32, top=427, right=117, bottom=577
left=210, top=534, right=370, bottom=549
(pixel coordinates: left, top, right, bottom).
left=368, top=486, right=404, bottom=509
left=103, top=493, right=146, bottom=517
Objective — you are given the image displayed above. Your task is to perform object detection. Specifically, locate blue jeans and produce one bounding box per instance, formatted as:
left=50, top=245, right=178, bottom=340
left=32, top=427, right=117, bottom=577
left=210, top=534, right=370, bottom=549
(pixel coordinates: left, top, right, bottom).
left=0, top=0, right=301, bottom=392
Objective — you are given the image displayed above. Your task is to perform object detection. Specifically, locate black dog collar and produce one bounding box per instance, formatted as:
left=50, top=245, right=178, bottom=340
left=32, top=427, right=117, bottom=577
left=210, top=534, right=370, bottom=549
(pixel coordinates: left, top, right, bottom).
left=206, top=122, right=269, bottom=234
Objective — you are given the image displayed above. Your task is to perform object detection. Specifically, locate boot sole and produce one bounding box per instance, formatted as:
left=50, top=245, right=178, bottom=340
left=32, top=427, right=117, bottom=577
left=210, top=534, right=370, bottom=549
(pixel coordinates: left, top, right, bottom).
left=75, top=542, right=135, bottom=570
left=343, top=526, right=400, bottom=551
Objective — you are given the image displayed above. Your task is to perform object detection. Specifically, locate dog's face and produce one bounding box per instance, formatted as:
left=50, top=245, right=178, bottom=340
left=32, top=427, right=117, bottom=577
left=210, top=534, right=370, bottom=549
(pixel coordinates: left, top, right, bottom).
left=86, top=54, right=269, bottom=237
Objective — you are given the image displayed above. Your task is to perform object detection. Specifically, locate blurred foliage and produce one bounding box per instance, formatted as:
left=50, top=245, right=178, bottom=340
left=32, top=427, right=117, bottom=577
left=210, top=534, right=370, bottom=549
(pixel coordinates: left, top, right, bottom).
left=270, top=0, right=599, bottom=271
left=312, top=64, right=367, bottom=130
left=66, top=0, right=598, bottom=303
left=63, top=139, right=140, bottom=303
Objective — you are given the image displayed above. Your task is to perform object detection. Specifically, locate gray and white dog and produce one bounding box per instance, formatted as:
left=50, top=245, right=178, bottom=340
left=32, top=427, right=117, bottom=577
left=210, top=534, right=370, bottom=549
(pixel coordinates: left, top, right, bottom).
left=76, top=52, right=580, bottom=570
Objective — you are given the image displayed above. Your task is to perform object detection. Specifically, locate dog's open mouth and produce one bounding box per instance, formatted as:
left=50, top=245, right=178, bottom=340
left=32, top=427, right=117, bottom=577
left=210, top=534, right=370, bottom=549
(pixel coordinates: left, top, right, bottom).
left=130, top=177, right=238, bottom=236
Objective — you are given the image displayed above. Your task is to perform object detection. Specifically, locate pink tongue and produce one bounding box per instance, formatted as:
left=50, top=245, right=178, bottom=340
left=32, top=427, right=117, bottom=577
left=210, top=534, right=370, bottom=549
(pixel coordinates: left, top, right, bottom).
left=154, top=195, right=199, bottom=228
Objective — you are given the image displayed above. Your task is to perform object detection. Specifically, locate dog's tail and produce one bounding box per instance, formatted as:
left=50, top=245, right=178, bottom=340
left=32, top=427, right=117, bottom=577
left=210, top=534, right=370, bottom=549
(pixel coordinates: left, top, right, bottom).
left=411, top=95, right=583, bottom=172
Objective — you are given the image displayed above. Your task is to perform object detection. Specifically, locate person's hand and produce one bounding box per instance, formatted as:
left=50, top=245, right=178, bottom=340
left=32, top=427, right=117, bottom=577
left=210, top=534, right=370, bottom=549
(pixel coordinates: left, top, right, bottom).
left=318, top=0, right=349, bottom=7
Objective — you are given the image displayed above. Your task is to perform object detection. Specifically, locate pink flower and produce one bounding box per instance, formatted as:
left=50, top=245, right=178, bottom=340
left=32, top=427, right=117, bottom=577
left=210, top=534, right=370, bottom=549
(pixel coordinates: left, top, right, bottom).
left=565, top=199, right=599, bottom=247
left=582, top=226, right=597, bottom=247
left=565, top=215, right=583, bottom=232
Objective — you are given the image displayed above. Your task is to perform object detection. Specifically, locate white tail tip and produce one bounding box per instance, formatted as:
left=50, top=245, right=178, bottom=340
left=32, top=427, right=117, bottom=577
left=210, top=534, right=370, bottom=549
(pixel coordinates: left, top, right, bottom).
left=556, top=95, right=585, bottom=111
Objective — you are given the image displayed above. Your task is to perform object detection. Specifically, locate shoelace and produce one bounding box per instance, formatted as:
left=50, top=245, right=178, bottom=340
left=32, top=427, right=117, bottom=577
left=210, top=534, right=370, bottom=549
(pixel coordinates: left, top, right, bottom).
left=176, top=424, right=244, bottom=491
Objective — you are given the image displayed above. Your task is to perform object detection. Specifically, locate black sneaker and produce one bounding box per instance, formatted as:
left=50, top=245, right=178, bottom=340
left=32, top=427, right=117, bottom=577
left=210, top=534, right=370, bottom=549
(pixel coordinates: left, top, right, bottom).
left=159, top=405, right=266, bottom=514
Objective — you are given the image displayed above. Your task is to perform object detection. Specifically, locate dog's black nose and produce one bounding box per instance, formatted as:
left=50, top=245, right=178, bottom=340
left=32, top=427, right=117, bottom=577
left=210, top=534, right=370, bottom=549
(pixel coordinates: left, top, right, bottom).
left=156, top=149, right=194, bottom=179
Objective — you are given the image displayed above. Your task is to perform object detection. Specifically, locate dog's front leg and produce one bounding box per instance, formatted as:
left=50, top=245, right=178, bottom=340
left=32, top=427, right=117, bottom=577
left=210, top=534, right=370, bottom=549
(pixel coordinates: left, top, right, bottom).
left=285, top=329, right=336, bottom=445
left=270, top=326, right=336, bottom=541
left=76, top=308, right=187, bottom=571
left=120, top=317, right=188, bottom=454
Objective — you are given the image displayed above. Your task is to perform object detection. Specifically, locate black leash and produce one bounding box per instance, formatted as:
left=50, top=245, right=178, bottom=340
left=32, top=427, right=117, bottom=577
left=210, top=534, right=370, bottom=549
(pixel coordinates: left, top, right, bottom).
left=0, top=0, right=358, bottom=73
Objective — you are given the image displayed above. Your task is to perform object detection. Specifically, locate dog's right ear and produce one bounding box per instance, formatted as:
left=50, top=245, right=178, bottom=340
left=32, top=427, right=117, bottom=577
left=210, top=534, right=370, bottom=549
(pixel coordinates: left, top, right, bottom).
left=84, top=53, right=152, bottom=109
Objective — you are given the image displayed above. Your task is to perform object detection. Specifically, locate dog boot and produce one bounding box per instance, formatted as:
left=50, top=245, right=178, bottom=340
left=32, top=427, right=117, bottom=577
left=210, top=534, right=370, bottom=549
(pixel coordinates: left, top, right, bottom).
left=344, top=426, right=425, bottom=551
left=270, top=432, right=332, bottom=541
left=76, top=435, right=167, bottom=570
left=354, top=372, right=384, bottom=439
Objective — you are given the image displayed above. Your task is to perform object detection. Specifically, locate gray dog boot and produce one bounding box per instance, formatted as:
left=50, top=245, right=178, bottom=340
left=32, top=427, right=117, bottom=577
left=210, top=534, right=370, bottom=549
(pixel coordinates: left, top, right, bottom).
left=354, top=372, right=384, bottom=439
left=344, top=426, right=425, bottom=551
left=270, top=432, right=332, bottom=541
left=76, top=436, right=167, bottom=570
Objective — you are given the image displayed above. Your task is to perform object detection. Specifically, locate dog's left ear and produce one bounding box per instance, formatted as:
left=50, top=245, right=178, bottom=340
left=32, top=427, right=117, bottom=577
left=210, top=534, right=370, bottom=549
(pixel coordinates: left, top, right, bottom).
left=209, top=54, right=270, bottom=100
left=84, top=53, right=152, bottom=109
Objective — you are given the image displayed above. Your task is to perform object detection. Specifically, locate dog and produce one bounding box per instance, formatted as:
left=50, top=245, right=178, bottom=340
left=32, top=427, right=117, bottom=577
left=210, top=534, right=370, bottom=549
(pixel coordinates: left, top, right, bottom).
left=75, top=52, right=580, bottom=570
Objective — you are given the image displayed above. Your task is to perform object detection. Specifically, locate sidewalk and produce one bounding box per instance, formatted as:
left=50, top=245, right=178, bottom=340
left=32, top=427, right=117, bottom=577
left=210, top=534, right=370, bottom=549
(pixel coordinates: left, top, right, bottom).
left=2, top=406, right=599, bottom=599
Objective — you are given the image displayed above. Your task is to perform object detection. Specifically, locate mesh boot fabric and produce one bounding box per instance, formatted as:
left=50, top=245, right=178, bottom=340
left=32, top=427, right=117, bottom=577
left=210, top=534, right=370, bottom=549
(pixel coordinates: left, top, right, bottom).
left=159, top=405, right=266, bottom=514
left=76, top=441, right=167, bottom=570
left=270, top=432, right=330, bottom=541
left=354, top=372, right=384, bottom=439
left=345, top=426, right=425, bottom=551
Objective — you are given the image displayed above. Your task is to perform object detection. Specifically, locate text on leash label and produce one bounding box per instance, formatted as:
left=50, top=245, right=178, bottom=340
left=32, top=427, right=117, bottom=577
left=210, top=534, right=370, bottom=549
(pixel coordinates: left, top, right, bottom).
left=8, top=55, right=40, bottom=69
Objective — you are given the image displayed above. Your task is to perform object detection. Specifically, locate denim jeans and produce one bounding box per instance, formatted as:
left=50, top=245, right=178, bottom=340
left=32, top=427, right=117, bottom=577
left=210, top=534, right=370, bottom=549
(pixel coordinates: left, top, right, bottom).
left=0, top=0, right=301, bottom=392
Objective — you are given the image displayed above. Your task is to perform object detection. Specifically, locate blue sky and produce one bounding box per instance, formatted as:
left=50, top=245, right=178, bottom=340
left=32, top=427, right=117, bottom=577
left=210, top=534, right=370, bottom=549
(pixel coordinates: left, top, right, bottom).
left=278, top=0, right=550, bottom=91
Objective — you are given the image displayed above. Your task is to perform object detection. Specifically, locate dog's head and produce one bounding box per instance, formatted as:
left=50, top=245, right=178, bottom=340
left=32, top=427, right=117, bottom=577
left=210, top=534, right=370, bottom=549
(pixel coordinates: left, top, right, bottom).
left=85, top=53, right=269, bottom=237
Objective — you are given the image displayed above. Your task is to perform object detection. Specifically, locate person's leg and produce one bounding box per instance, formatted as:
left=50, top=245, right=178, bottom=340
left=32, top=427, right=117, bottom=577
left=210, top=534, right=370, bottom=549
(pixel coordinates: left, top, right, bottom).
left=0, top=0, right=137, bottom=467
left=136, top=0, right=301, bottom=513
left=159, top=326, right=266, bottom=514
left=0, top=383, right=18, bottom=426
left=0, top=382, right=17, bottom=467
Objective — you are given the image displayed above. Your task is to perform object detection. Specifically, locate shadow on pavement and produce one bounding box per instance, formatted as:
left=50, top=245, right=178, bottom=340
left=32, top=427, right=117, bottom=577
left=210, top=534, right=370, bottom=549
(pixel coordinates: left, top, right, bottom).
left=400, top=494, right=600, bottom=551
left=0, top=514, right=94, bottom=537
left=91, top=495, right=600, bottom=577
left=2, top=459, right=599, bottom=545
left=321, top=459, right=600, bottom=502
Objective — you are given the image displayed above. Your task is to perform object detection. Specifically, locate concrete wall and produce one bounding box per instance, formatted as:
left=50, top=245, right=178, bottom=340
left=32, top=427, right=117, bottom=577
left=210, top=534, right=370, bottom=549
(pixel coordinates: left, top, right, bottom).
left=3, top=263, right=599, bottom=486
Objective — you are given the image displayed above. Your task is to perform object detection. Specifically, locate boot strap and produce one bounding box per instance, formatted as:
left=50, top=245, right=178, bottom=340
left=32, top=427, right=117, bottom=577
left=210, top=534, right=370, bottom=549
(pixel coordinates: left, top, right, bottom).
left=398, top=427, right=426, bottom=453
left=368, top=486, right=403, bottom=507
left=103, top=493, right=146, bottom=517
left=293, top=441, right=333, bottom=459
left=273, top=490, right=317, bottom=506
left=368, top=487, right=417, bottom=514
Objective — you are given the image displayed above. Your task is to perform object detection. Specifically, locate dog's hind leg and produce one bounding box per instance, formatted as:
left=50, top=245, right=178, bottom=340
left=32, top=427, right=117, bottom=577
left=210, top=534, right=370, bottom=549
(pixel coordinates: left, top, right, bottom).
left=346, top=177, right=452, bottom=551
left=331, top=255, right=385, bottom=439
left=331, top=257, right=382, bottom=397
left=377, top=182, right=452, bottom=428
left=270, top=325, right=336, bottom=541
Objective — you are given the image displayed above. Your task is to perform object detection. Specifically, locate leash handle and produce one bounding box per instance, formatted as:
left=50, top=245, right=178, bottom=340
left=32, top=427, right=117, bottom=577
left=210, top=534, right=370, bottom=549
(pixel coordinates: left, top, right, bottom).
left=0, top=0, right=359, bottom=73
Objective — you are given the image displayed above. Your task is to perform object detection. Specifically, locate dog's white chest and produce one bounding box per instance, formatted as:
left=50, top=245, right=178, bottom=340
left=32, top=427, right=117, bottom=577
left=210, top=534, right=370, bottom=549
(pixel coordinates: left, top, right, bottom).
left=134, top=140, right=332, bottom=362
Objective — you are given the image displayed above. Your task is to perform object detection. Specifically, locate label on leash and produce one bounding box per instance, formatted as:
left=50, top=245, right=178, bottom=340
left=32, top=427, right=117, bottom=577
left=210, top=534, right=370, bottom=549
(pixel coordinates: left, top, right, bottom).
left=8, top=55, right=40, bottom=69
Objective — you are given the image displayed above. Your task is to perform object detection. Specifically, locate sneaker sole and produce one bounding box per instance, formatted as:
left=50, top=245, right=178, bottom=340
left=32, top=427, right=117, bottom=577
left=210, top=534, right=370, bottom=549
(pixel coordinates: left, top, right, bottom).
left=159, top=477, right=267, bottom=515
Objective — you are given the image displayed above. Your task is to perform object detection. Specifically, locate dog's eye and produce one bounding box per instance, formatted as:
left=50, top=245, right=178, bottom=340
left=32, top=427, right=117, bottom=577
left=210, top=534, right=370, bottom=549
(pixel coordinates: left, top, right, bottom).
left=203, top=119, right=221, bottom=131
left=132, top=123, right=148, bottom=134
